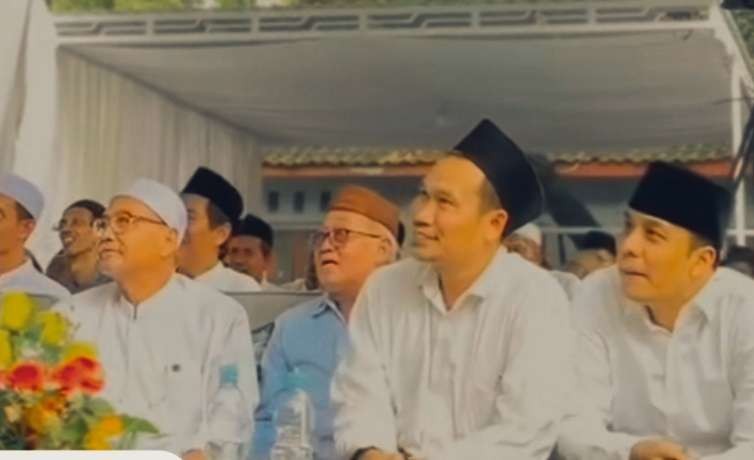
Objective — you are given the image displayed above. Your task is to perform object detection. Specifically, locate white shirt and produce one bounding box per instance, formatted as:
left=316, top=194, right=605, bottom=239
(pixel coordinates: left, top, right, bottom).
left=550, top=270, right=580, bottom=301
left=0, top=259, right=69, bottom=300
left=195, top=262, right=261, bottom=293
left=331, top=250, right=572, bottom=460
left=558, top=267, right=754, bottom=460
left=56, top=274, right=259, bottom=455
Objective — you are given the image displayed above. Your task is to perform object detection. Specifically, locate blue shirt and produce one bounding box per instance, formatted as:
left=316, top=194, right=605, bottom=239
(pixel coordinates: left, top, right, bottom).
left=252, top=296, right=348, bottom=460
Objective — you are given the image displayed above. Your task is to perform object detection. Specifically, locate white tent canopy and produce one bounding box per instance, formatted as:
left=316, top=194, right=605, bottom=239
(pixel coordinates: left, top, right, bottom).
left=2, top=0, right=753, bottom=263
left=69, top=30, right=732, bottom=154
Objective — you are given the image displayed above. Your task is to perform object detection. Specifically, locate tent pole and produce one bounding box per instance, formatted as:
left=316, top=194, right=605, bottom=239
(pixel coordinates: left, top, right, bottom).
left=732, top=65, right=747, bottom=246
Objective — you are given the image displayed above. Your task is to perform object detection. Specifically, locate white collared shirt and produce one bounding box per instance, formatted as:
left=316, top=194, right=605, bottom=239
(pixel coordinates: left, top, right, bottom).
left=558, top=266, right=754, bottom=460
left=195, top=262, right=261, bottom=294
left=0, top=259, right=69, bottom=300
left=331, top=250, right=572, bottom=460
left=550, top=270, right=580, bottom=301
left=56, top=274, right=259, bottom=455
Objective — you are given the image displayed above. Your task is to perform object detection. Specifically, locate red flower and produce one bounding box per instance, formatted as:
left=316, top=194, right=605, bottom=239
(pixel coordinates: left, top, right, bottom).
left=7, top=362, right=45, bottom=392
left=51, top=357, right=104, bottom=396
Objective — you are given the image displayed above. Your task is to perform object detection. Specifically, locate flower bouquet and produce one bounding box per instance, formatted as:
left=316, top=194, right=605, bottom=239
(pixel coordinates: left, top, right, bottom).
left=0, top=291, right=159, bottom=450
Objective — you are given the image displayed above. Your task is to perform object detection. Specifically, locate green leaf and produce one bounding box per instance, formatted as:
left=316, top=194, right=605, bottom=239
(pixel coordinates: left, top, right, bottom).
left=58, top=414, right=87, bottom=446
left=84, top=397, right=115, bottom=417
left=122, top=415, right=160, bottom=435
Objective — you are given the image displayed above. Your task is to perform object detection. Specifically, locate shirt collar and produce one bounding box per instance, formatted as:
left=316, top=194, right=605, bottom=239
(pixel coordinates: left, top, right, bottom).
left=116, top=273, right=182, bottom=319
left=311, top=295, right=346, bottom=323
left=618, top=267, right=723, bottom=323
left=196, top=261, right=224, bottom=281
left=418, top=247, right=509, bottom=311
left=689, top=268, right=726, bottom=321
left=0, top=259, right=34, bottom=282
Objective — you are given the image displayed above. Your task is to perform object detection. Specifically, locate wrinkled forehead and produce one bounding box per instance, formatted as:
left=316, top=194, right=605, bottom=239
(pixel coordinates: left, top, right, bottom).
left=323, top=210, right=379, bottom=232
left=109, top=196, right=163, bottom=222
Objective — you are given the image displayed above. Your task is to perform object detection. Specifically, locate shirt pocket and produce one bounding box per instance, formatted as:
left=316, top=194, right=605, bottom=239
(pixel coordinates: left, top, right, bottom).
left=465, top=368, right=501, bottom=430
left=149, top=360, right=204, bottom=431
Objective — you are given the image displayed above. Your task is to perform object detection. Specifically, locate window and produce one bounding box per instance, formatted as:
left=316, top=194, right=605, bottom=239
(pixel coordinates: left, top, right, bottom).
left=320, top=191, right=332, bottom=212
left=267, top=191, right=280, bottom=213
left=293, top=191, right=306, bottom=214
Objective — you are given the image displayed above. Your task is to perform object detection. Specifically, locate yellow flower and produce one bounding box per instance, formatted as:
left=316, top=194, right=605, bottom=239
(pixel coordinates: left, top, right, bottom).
left=62, top=342, right=98, bottom=362
left=4, top=404, right=21, bottom=423
left=0, top=329, right=13, bottom=370
left=0, top=292, right=36, bottom=331
left=94, top=415, right=124, bottom=438
left=84, top=416, right=123, bottom=450
left=83, top=431, right=111, bottom=450
left=35, top=311, right=69, bottom=347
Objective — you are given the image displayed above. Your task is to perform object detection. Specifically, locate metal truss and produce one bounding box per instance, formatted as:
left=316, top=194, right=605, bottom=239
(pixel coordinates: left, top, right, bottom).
left=55, top=0, right=716, bottom=45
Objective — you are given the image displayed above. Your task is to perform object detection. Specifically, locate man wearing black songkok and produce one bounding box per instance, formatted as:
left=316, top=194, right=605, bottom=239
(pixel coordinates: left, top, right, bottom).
left=178, top=167, right=260, bottom=293
left=226, top=213, right=276, bottom=287
left=331, top=119, right=571, bottom=460
left=559, top=162, right=754, bottom=460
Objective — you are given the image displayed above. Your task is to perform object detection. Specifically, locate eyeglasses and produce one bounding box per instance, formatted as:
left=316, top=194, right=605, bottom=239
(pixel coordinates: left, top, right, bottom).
left=310, top=227, right=383, bottom=249
left=53, top=218, right=93, bottom=232
left=93, top=212, right=167, bottom=236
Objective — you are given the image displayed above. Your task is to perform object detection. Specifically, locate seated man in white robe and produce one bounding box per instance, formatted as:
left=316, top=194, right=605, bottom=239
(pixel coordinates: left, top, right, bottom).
left=0, top=174, right=69, bottom=300
left=558, top=162, right=754, bottom=460
left=56, top=178, right=259, bottom=460
left=179, top=167, right=260, bottom=293
left=331, top=119, right=572, bottom=460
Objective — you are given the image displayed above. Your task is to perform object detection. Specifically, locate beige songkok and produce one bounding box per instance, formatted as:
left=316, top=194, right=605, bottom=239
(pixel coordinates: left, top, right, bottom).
left=329, top=185, right=400, bottom=238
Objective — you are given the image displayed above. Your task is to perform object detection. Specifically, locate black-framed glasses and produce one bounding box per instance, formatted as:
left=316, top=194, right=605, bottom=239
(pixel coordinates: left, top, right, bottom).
left=93, top=212, right=167, bottom=236
left=310, top=227, right=383, bottom=249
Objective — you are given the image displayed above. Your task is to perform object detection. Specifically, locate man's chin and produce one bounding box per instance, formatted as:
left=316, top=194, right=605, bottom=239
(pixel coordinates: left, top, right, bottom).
left=411, top=245, right=437, bottom=262
left=98, top=256, right=121, bottom=277
left=65, top=246, right=91, bottom=258
left=619, top=282, right=654, bottom=304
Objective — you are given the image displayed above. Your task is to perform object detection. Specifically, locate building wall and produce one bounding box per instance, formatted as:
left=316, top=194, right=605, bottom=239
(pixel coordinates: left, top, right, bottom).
left=262, top=175, right=754, bottom=280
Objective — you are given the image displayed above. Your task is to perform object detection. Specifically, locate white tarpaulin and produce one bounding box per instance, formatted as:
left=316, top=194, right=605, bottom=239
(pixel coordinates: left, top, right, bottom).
left=0, top=1, right=263, bottom=266
left=68, top=30, right=732, bottom=155
left=0, top=0, right=60, bottom=264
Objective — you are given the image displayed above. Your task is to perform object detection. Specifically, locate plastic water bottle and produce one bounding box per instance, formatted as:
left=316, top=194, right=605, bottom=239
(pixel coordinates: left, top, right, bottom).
left=208, top=365, right=245, bottom=460
left=269, top=369, right=315, bottom=460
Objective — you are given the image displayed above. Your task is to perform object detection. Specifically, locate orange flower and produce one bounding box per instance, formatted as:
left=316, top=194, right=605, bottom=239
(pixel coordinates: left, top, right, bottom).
left=7, top=362, right=45, bottom=392
left=51, top=357, right=104, bottom=396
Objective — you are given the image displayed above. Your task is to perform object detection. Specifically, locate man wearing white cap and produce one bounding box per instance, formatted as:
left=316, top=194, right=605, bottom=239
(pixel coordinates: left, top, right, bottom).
left=505, top=223, right=580, bottom=300
left=0, top=174, right=69, bottom=300
left=56, top=178, right=259, bottom=460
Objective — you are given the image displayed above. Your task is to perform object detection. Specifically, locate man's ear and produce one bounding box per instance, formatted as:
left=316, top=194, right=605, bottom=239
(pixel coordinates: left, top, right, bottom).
left=160, top=228, right=181, bottom=258
left=690, top=245, right=717, bottom=277
left=17, top=219, right=35, bottom=244
left=213, top=223, right=233, bottom=247
left=485, top=209, right=509, bottom=243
